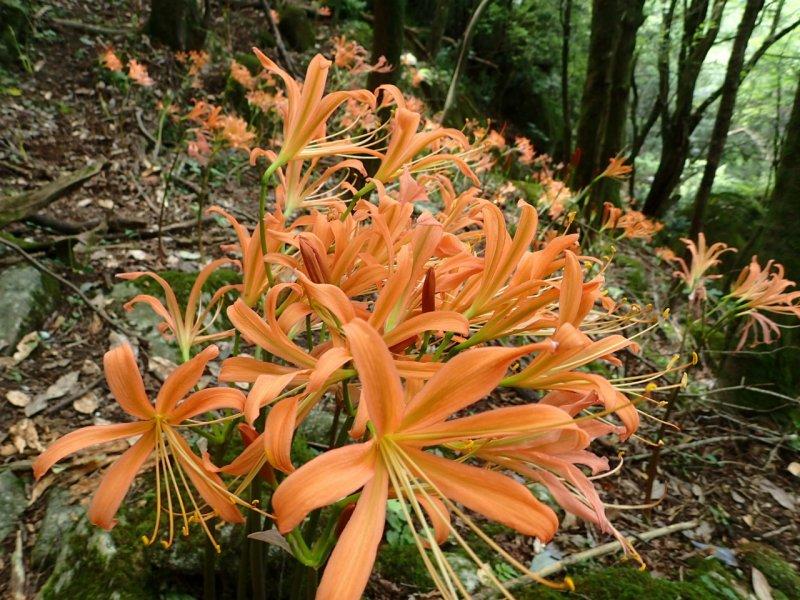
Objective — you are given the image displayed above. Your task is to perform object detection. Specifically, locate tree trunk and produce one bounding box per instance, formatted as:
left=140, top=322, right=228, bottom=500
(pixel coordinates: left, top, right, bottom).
left=689, top=0, right=765, bottom=240
left=642, top=0, right=727, bottom=217
left=428, top=0, right=450, bottom=59
left=572, top=0, right=644, bottom=212
left=558, top=0, right=573, bottom=163
left=367, top=0, right=405, bottom=90
left=761, top=76, right=800, bottom=281
left=147, top=0, right=209, bottom=51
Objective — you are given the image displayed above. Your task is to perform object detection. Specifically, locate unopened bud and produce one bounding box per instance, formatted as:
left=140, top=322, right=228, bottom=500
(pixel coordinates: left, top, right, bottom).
left=421, top=267, right=436, bottom=313
left=299, top=235, right=331, bottom=284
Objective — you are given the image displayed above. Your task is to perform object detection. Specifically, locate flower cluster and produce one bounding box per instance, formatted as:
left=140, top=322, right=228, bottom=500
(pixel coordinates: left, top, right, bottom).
left=37, top=49, right=669, bottom=599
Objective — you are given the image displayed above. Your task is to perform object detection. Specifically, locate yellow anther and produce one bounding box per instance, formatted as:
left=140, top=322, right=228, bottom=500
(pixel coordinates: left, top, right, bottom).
left=141, top=535, right=151, bottom=546
left=691, top=352, right=698, bottom=365
left=160, top=540, right=171, bottom=549
left=564, top=576, right=576, bottom=592
left=645, top=382, right=658, bottom=393
left=662, top=308, right=671, bottom=318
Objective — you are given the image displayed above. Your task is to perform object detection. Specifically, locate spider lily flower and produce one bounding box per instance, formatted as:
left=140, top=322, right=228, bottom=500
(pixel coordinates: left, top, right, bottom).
left=250, top=48, right=376, bottom=172
left=372, top=108, right=479, bottom=185
left=33, top=344, right=246, bottom=548
left=117, top=260, right=235, bottom=361
left=271, top=319, right=567, bottom=599
left=600, top=155, right=632, bottom=181
left=263, top=148, right=367, bottom=215
left=208, top=206, right=284, bottom=306
left=615, top=210, right=664, bottom=241
left=470, top=390, right=640, bottom=560
left=671, top=233, right=736, bottom=302
left=127, top=59, right=154, bottom=87
left=728, top=256, right=800, bottom=348
left=502, top=323, right=640, bottom=438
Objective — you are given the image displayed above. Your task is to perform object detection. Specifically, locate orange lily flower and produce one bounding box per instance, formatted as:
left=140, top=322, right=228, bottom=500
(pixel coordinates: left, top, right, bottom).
left=250, top=48, right=376, bottom=172
left=272, top=319, right=565, bottom=599
left=208, top=205, right=285, bottom=306
left=372, top=107, right=478, bottom=185
left=118, top=260, right=235, bottom=361
left=671, top=233, right=736, bottom=302
left=128, top=59, right=154, bottom=87
left=33, top=344, right=246, bottom=547
left=729, top=256, right=800, bottom=348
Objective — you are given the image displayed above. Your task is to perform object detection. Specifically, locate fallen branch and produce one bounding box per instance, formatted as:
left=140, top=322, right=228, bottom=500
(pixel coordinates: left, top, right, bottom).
left=478, top=520, right=699, bottom=598
left=0, top=162, right=105, bottom=228
left=259, top=0, right=298, bottom=76
left=44, top=16, right=130, bottom=36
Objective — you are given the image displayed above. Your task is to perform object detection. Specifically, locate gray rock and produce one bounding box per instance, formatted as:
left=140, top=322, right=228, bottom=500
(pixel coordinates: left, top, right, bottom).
left=0, top=264, right=59, bottom=352
left=32, top=488, right=82, bottom=566
left=0, top=470, right=26, bottom=547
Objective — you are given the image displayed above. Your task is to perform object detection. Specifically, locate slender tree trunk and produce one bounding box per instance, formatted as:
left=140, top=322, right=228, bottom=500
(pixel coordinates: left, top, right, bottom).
left=147, top=0, right=208, bottom=51
left=689, top=0, right=765, bottom=240
left=428, top=0, right=450, bottom=58
left=642, top=0, right=727, bottom=216
left=367, top=0, right=405, bottom=90
left=589, top=0, right=645, bottom=210
left=558, top=0, right=573, bottom=163
left=572, top=0, right=644, bottom=214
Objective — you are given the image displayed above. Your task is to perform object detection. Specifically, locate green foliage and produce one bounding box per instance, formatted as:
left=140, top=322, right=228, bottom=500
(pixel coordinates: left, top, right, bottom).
left=739, top=542, right=800, bottom=600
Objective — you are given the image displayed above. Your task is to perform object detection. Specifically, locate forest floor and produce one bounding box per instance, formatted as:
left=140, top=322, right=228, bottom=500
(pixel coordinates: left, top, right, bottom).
left=0, top=1, right=798, bottom=598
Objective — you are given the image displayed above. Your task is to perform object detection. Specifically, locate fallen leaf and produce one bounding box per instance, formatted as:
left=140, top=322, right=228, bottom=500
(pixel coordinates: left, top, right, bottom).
left=26, top=371, right=80, bottom=416
left=148, top=355, right=177, bottom=381
left=743, top=514, right=754, bottom=528
left=758, top=479, right=796, bottom=510
left=788, top=462, right=800, bottom=478
left=6, top=391, right=31, bottom=408
left=81, top=359, right=102, bottom=376
left=752, top=567, right=773, bottom=600
left=12, top=332, right=40, bottom=363
left=9, top=419, right=43, bottom=454
left=73, top=391, right=99, bottom=414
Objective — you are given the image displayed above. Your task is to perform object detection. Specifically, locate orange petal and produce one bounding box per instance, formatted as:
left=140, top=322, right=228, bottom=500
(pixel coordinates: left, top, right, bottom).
left=408, top=404, right=577, bottom=444
left=404, top=447, right=558, bottom=540
left=88, top=428, right=156, bottom=529
left=168, top=387, right=245, bottom=424
left=559, top=251, right=583, bottom=325
left=342, top=319, right=404, bottom=435
left=401, top=345, right=531, bottom=431
left=156, top=345, right=219, bottom=414
left=221, top=431, right=266, bottom=476
left=264, top=396, right=298, bottom=473
left=416, top=494, right=450, bottom=545
left=382, top=311, right=469, bottom=348
left=33, top=421, right=152, bottom=479
left=272, top=441, right=377, bottom=533
left=316, top=464, right=388, bottom=600
left=219, top=355, right=308, bottom=384
left=103, top=344, right=154, bottom=419
left=170, top=431, right=244, bottom=524
left=307, top=346, right=351, bottom=393
left=244, top=372, right=297, bottom=425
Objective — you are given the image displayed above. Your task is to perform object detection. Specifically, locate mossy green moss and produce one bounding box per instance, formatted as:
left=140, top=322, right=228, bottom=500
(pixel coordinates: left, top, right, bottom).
left=739, top=542, right=800, bottom=600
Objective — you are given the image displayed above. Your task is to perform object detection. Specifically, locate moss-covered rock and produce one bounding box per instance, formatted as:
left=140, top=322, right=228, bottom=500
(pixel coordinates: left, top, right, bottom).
left=277, top=5, right=316, bottom=51
left=739, top=542, right=800, bottom=600
left=0, top=264, right=59, bottom=352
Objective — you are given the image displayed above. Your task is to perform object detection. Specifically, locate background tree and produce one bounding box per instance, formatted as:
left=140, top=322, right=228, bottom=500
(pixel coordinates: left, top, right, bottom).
left=572, top=0, right=645, bottom=214
left=147, top=0, right=210, bottom=51
left=368, top=0, right=405, bottom=89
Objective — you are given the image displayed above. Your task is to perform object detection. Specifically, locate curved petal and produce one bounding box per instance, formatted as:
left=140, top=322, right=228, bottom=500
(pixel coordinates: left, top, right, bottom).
left=407, top=404, right=578, bottom=444
left=103, top=344, right=154, bottom=419
left=317, top=464, right=388, bottom=600
left=401, top=345, right=531, bottom=431
left=33, top=421, right=152, bottom=479
left=264, top=396, right=298, bottom=473
left=168, top=387, right=245, bottom=424
left=307, top=346, right=351, bottom=393
left=244, top=372, right=297, bottom=425
left=221, top=431, right=266, bottom=477
left=382, top=311, right=469, bottom=348
left=87, top=429, right=156, bottom=529
left=342, top=319, right=404, bottom=436
left=169, top=430, right=244, bottom=524
left=404, top=447, right=558, bottom=540
left=416, top=494, right=450, bottom=545
left=219, top=355, right=308, bottom=384
left=272, top=441, right=377, bottom=533
left=156, top=345, right=219, bottom=415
